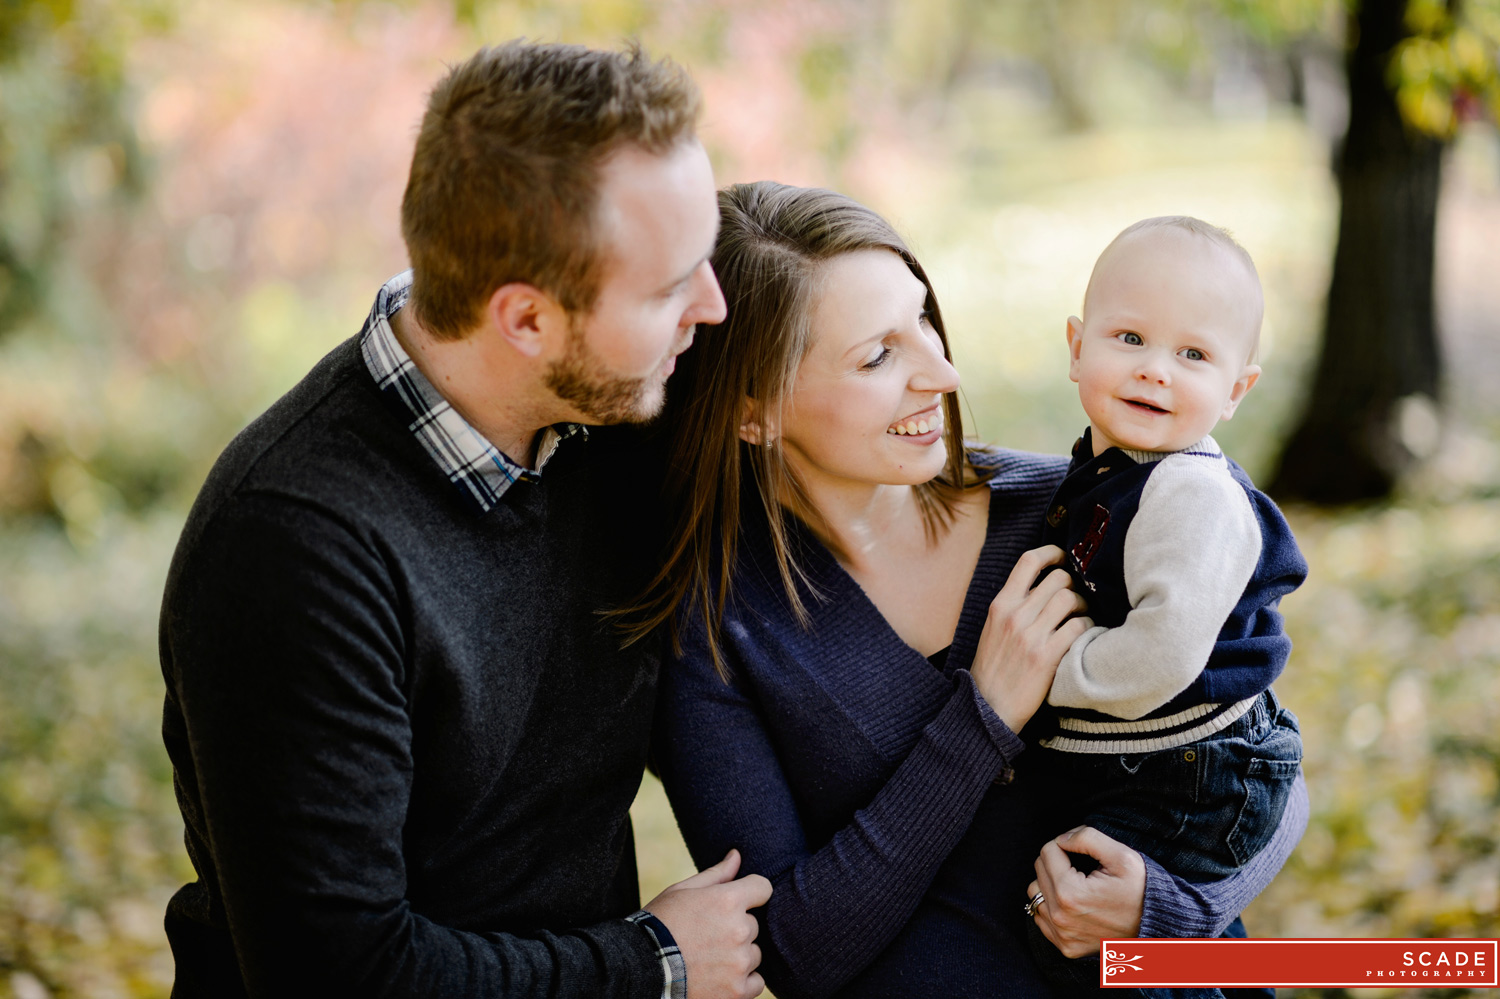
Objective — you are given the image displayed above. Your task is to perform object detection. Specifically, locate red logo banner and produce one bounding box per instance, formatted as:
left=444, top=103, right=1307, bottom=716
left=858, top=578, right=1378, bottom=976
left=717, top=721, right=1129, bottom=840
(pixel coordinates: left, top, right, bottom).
left=1099, top=938, right=1500, bottom=988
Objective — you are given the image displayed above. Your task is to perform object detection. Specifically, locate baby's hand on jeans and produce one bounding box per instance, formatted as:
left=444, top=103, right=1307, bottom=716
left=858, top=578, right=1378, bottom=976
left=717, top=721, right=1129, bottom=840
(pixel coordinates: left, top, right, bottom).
left=1027, top=826, right=1146, bottom=958
left=970, top=545, right=1091, bottom=732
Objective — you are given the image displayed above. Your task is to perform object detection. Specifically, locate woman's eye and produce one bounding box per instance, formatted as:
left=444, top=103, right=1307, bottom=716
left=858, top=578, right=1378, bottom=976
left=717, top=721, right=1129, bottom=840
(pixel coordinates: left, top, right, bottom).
left=918, top=309, right=934, bottom=328
left=1180, top=347, right=1205, bottom=361
left=1118, top=331, right=1143, bottom=345
left=862, top=345, right=892, bottom=370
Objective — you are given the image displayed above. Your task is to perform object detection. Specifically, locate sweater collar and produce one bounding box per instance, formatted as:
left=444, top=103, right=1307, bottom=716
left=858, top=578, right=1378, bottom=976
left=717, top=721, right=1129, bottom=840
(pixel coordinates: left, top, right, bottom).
left=1072, top=428, right=1221, bottom=471
left=359, top=271, right=586, bottom=513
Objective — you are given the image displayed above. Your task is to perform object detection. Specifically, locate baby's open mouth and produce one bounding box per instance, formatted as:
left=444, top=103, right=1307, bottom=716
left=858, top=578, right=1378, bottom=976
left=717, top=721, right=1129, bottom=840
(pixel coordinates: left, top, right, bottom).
left=1126, top=400, right=1168, bottom=414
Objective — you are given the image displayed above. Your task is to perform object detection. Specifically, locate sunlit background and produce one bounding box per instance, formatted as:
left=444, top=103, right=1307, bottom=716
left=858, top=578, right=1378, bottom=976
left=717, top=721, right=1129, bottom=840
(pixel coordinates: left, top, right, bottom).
left=1, top=1, right=1498, bottom=996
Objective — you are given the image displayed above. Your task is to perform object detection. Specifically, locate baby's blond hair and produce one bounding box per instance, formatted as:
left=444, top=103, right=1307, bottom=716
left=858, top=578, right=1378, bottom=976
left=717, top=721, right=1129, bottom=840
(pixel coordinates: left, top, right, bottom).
left=1084, top=215, right=1263, bottom=362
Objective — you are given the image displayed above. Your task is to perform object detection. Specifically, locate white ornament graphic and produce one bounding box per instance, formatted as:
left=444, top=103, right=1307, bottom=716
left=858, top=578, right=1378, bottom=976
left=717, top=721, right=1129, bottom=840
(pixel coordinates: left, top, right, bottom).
left=1104, top=948, right=1145, bottom=977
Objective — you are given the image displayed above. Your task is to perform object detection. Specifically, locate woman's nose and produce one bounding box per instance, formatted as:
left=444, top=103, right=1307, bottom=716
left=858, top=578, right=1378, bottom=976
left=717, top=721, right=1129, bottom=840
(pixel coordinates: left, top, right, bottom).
left=914, top=345, right=961, bottom=394
left=684, top=260, right=727, bottom=328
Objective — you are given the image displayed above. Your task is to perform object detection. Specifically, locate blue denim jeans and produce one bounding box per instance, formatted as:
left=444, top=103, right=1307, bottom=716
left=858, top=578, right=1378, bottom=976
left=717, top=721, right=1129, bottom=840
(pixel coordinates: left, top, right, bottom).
left=1022, top=689, right=1301, bottom=995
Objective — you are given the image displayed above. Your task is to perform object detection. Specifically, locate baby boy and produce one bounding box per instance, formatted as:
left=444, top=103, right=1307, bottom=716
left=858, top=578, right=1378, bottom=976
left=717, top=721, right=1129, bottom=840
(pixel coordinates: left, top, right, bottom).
left=1025, top=216, right=1308, bottom=976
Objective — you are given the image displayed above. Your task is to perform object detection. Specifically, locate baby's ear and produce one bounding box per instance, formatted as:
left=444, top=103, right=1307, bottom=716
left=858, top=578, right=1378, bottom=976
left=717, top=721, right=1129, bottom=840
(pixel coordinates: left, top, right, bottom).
left=1221, top=364, right=1261, bottom=420
left=1065, top=316, right=1085, bottom=382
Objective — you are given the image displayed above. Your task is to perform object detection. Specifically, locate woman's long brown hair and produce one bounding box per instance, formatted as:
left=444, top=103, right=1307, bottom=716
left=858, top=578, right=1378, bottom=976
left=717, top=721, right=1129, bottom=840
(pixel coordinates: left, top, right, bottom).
left=618, top=181, right=986, bottom=677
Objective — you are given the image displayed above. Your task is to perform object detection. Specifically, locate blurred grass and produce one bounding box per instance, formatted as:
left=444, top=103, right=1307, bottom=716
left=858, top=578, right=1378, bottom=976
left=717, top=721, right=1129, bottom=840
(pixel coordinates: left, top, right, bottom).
left=3, top=3, right=1499, bottom=998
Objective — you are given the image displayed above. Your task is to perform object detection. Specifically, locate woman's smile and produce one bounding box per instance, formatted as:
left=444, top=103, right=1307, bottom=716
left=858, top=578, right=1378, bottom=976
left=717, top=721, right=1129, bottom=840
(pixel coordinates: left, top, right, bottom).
left=886, top=404, right=944, bottom=439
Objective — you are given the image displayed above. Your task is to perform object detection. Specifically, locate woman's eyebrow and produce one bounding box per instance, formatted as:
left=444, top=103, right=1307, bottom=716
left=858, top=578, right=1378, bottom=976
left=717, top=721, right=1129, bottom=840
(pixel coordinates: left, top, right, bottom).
left=838, top=291, right=929, bottom=358
left=840, top=330, right=892, bottom=359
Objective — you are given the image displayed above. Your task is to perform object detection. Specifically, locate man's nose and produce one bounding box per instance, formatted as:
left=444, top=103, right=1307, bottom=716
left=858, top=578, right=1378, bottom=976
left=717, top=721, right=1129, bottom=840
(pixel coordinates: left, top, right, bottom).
left=686, top=261, right=727, bottom=327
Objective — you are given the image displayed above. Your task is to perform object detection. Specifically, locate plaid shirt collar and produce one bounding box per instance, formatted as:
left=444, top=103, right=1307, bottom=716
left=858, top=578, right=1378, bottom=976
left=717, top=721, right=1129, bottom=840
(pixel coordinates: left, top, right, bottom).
left=359, top=271, right=587, bottom=513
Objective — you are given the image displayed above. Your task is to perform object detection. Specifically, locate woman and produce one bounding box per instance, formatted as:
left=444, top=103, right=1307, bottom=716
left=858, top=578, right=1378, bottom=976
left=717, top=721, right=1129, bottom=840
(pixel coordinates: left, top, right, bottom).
left=633, top=182, right=1306, bottom=998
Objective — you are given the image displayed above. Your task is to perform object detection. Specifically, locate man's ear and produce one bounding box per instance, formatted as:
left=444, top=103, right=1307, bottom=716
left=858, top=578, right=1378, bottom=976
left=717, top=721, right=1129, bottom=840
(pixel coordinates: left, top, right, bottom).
left=1221, top=364, right=1261, bottom=420
left=1066, top=316, right=1085, bottom=383
left=483, top=282, right=566, bottom=359
left=738, top=397, right=777, bottom=446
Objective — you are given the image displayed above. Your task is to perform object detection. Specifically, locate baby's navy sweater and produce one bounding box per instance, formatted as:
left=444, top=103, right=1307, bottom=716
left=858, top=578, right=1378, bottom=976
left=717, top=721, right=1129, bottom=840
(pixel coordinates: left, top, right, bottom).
left=1039, top=429, right=1308, bottom=746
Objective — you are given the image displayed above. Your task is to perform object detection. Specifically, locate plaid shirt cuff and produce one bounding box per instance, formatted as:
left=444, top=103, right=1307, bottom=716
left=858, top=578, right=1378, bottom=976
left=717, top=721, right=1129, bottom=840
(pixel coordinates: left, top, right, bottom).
left=625, top=910, right=687, bottom=999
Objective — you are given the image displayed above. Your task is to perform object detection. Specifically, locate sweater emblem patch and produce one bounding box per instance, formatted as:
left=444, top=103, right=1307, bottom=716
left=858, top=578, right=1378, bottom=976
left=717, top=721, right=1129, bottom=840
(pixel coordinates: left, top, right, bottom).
left=1071, top=504, right=1111, bottom=573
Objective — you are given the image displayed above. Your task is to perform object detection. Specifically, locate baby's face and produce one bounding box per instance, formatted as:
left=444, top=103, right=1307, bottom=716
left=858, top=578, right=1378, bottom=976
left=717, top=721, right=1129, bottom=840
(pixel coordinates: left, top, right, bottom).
left=1068, top=228, right=1262, bottom=456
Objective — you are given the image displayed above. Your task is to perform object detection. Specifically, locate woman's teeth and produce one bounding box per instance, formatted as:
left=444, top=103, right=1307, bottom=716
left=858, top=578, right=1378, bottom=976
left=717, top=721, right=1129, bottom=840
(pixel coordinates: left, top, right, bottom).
left=887, top=417, right=939, bottom=436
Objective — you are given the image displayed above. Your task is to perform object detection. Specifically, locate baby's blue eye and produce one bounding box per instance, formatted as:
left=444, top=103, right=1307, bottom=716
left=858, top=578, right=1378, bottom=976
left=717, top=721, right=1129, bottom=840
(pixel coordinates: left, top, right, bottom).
left=1180, top=347, right=1205, bottom=361
left=1119, top=331, right=1143, bottom=345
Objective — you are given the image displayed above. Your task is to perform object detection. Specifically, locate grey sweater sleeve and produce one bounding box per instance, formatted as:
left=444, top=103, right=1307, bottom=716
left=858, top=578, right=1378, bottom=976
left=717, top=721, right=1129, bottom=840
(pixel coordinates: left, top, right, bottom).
left=1048, top=452, right=1262, bottom=719
left=162, top=494, right=664, bottom=999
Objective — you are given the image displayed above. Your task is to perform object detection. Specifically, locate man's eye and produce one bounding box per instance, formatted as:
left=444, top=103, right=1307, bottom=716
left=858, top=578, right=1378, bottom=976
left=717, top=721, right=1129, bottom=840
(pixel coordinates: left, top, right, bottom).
left=1119, top=332, right=1143, bottom=345
left=1180, top=347, right=1205, bottom=361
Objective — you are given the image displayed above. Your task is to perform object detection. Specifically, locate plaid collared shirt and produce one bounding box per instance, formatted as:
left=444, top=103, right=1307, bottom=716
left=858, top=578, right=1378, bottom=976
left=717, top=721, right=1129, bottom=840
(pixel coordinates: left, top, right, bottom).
left=625, top=910, right=688, bottom=999
left=359, top=273, right=686, bottom=998
left=359, top=271, right=586, bottom=513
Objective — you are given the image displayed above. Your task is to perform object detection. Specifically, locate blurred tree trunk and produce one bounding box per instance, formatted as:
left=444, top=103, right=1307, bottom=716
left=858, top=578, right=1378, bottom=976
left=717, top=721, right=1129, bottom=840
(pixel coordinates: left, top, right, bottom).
left=1268, top=0, right=1444, bottom=504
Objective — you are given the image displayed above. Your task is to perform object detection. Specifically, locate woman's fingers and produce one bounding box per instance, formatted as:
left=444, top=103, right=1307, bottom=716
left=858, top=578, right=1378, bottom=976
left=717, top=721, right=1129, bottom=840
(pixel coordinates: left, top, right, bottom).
left=1038, top=584, right=1085, bottom=626
left=1027, top=856, right=1064, bottom=950
left=1048, top=615, right=1095, bottom=659
left=1054, top=825, right=1138, bottom=874
left=1032, top=840, right=1094, bottom=957
left=994, top=544, right=1066, bottom=603
left=1027, top=827, right=1148, bottom=958
left=988, top=553, right=1072, bottom=629
left=972, top=545, right=1089, bottom=731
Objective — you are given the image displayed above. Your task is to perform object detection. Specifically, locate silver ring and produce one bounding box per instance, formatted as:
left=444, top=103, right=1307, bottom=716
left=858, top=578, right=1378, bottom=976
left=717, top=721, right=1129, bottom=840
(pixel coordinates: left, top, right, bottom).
left=1023, top=891, right=1045, bottom=918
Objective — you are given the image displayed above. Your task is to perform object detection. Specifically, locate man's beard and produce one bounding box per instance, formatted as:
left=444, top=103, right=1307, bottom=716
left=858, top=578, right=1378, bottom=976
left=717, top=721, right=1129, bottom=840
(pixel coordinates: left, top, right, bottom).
left=543, top=319, right=668, bottom=425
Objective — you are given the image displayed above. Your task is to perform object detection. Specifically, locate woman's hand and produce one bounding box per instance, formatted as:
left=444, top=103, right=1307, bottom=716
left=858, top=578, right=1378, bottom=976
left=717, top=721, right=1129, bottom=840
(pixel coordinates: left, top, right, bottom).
left=969, top=545, right=1091, bottom=732
left=1026, top=826, right=1146, bottom=958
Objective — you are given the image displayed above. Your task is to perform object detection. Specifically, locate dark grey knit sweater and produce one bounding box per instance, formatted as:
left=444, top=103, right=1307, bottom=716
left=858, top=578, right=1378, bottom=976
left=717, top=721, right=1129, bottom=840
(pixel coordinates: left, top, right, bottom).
left=159, top=336, right=665, bottom=998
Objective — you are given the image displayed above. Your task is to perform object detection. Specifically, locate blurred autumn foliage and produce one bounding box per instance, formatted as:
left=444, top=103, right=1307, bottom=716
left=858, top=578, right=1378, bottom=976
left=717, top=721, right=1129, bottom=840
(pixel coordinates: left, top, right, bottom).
left=1, top=1, right=1498, bottom=997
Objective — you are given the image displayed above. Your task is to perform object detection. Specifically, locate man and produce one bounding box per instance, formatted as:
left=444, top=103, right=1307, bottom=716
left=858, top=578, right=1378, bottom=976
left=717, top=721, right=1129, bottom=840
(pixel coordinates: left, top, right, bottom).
left=159, top=42, right=769, bottom=998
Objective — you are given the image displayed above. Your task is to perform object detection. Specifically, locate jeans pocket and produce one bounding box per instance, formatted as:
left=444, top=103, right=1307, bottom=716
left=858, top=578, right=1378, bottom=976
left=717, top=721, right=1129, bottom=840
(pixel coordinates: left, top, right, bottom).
left=1227, top=756, right=1301, bottom=866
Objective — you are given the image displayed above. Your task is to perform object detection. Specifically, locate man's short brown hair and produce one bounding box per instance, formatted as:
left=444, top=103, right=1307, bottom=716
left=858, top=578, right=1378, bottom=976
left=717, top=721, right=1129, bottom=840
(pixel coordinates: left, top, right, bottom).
left=400, top=42, right=702, bottom=340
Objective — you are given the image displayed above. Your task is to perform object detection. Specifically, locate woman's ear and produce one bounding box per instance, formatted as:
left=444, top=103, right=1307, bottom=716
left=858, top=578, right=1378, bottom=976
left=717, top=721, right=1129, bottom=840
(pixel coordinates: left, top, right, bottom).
left=739, top=397, right=776, bottom=446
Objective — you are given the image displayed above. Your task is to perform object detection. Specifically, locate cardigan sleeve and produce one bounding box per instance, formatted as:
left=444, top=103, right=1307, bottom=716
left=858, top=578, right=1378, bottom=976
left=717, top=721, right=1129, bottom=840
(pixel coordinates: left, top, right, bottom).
left=1138, top=774, right=1309, bottom=938
left=162, top=493, right=666, bottom=999
left=1047, top=454, right=1262, bottom=719
left=654, top=624, right=1023, bottom=999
